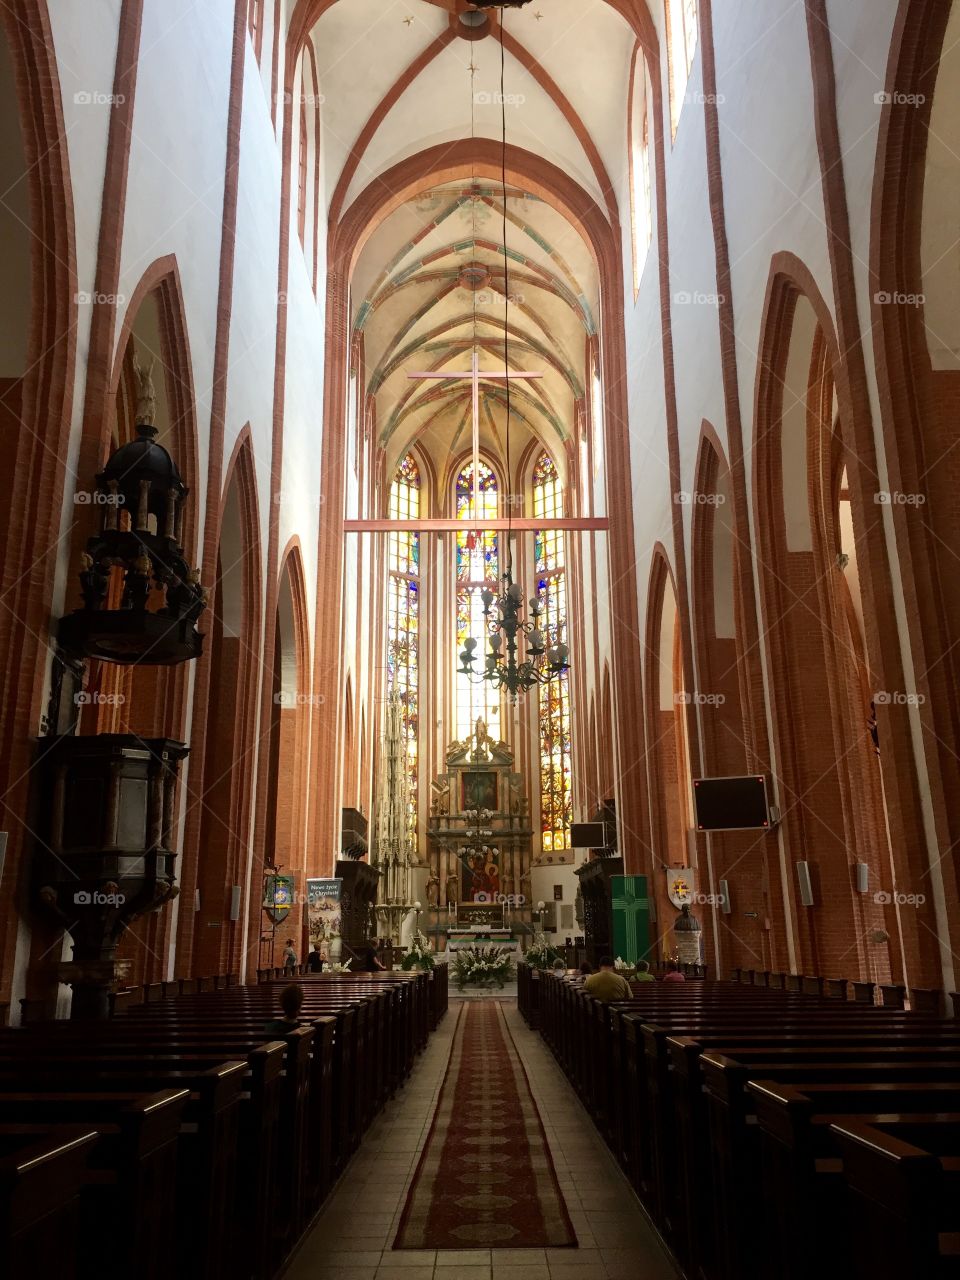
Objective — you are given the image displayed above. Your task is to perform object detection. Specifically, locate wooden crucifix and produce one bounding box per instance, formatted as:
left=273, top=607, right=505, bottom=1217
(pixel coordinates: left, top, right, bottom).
left=408, top=348, right=542, bottom=516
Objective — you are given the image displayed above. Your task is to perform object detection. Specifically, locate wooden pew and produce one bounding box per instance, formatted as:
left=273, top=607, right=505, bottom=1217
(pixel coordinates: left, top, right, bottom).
left=0, top=1125, right=98, bottom=1280
left=832, top=1115, right=960, bottom=1280
left=751, top=1081, right=960, bottom=1280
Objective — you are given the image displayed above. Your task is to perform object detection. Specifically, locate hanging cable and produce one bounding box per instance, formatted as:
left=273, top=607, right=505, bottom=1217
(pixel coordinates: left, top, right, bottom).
left=499, top=16, right=512, bottom=575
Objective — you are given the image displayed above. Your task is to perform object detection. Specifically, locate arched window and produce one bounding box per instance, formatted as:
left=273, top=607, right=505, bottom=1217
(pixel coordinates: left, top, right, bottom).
left=387, top=454, right=421, bottom=843
left=248, top=0, right=264, bottom=61
left=629, top=49, right=654, bottom=295
left=455, top=460, right=502, bottom=743
left=533, top=453, right=572, bottom=854
left=666, top=0, right=699, bottom=137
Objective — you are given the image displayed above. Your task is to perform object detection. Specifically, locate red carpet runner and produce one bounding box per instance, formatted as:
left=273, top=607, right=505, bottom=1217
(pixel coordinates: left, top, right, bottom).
left=394, top=1001, right=577, bottom=1250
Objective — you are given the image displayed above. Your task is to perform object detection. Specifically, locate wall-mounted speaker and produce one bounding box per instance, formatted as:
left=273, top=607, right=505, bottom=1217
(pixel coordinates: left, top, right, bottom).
left=229, top=885, right=242, bottom=922
left=796, top=861, right=815, bottom=907
left=718, top=878, right=732, bottom=915
left=856, top=862, right=869, bottom=894
left=194, top=889, right=201, bottom=913
left=648, top=897, right=657, bottom=924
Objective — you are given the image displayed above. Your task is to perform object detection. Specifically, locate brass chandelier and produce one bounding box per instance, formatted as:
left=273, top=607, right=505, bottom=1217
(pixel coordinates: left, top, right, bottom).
left=459, top=567, right=569, bottom=699
left=457, top=0, right=569, bottom=703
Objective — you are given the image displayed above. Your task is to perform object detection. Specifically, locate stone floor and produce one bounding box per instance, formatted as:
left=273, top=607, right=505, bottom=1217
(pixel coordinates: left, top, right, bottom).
left=282, top=1002, right=680, bottom=1280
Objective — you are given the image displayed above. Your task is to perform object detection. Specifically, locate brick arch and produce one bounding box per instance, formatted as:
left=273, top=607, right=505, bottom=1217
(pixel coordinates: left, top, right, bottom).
left=308, top=138, right=647, bottom=885
left=644, top=544, right=694, bottom=952
left=257, top=538, right=312, bottom=966
left=0, top=0, right=80, bottom=1011
left=752, top=261, right=912, bottom=985
left=691, top=425, right=779, bottom=976
left=178, top=430, right=264, bottom=980
left=870, top=0, right=960, bottom=980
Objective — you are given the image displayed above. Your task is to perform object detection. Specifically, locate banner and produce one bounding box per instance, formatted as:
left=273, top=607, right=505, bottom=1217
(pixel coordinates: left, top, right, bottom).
left=612, top=875, right=650, bottom=965
left=666, top=867, right=697, bottom=910
left=306, top=878, right=342, bottom=946
left=262, top=873, right=296, bottom=923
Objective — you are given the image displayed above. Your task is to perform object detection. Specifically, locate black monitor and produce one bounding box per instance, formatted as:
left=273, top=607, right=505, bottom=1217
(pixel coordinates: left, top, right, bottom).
left=570, top=821, right=608, bottom=849
left=693, top=776, right=771, bottom=831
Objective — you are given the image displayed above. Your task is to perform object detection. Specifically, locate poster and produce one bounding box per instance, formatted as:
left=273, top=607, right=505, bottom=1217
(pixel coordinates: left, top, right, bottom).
left=306, top=878, right=342, bottom=946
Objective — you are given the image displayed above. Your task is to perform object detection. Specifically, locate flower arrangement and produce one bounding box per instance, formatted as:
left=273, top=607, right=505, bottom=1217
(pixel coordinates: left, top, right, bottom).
left=614, top=956, right=637, bottom=980
left=453, top=944, right=514, bottom=991
left=525, top=930, right=561, bottom=971
left=324, top=959, right=352, bottom=974
left=402, top=930, right=436, bottom=971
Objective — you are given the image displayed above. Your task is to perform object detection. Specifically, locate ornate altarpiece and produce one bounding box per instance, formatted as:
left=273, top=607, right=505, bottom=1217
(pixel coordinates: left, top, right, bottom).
left=426, top=718, right=533, bottom=942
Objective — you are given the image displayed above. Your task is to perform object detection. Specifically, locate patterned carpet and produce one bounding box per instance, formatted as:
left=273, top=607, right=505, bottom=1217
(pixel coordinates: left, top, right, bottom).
left=394, top=1001, right=577, bottom=1251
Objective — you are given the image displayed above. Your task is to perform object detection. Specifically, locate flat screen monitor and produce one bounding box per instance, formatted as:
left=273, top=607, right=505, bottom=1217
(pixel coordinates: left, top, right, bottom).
left=570, top=821, right=608, bottom=849
left=693, top=776, right=770, bottom=831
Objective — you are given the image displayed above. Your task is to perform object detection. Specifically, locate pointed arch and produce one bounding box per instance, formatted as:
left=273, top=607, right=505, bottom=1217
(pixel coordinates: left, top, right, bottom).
left=179, top=429, right=264, bottom=980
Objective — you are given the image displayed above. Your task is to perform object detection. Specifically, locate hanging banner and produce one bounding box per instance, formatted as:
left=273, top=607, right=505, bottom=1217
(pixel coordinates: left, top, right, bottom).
left=262, top=873, right=296, bottom=923
left=666, top=867, right=697, bottom=910
left=307, top=878, right=342, bottom=946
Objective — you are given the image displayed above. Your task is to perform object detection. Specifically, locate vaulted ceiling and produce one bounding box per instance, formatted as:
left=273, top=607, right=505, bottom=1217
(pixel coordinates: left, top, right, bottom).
left=310, top=0, right=636, bottom=493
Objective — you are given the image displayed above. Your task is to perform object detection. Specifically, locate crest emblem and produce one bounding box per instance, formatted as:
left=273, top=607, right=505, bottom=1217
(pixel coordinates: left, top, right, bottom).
left=666, top=868, right=696, bottom=910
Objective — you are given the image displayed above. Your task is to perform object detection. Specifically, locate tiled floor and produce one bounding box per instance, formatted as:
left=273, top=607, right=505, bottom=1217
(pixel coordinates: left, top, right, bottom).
left=282, top=1003, right=680, bottom=1280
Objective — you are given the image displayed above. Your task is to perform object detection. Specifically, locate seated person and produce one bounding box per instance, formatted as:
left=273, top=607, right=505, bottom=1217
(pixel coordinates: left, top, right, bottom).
left=578, top=961, right=593, bottom=976
left=263, top=982, right=304, bottom=1036
left=584, top=956, right=632, bottom=1002
left=306, top=942, right=325, bottom=973
left=662, top=959, right=686, bottom=983
left=635, top=960, right=656, bottom=983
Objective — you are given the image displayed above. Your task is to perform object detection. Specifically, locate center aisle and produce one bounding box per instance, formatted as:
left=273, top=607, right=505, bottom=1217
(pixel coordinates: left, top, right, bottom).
left=281, top=1002, right=679, bottom=1280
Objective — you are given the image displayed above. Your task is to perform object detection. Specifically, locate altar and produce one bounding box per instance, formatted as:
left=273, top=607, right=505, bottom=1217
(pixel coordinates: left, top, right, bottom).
left=425, top=718, right=533, bottom=950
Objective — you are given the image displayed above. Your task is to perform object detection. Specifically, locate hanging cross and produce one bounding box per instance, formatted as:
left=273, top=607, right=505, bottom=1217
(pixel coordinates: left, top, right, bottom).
left=342, top=346, right=610, bottom=533
left=408, top=348, right=542, bottom=516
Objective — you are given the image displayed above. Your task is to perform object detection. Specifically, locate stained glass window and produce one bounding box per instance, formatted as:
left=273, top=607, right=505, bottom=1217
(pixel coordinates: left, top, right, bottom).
left=533, top=453, right=572, bottom=853
left=388, top=454, right=420, bottom=844
left=630, top=54, right=653, bottom=295
left=666, top=0, right=699, bottom=136
left=456, top=460, right=502, bottom=743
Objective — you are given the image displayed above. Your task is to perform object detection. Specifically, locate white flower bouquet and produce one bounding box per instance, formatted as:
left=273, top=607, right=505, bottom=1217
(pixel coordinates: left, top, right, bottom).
left=453, top=944, right=514, bottom=991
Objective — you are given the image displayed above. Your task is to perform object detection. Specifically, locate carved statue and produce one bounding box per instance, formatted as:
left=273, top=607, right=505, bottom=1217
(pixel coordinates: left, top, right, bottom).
left=445, top=870, right=459, bottom=906
left=132, top=350, right=157, bottom=426
left=426, top=873, right=440, bottom=908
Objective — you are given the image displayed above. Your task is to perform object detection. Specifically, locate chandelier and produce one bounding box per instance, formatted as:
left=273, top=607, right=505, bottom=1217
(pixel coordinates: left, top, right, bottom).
left=459, top=567, right=569, bottom=699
